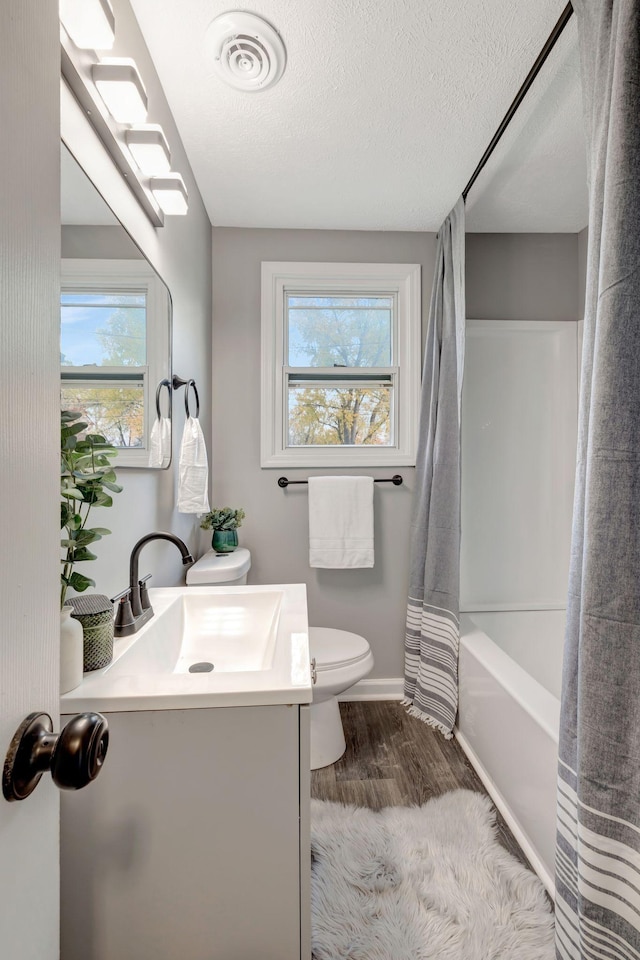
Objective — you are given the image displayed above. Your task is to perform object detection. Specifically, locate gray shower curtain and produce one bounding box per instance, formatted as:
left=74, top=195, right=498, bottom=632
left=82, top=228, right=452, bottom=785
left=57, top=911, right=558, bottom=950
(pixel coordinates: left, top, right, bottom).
left=404, top=198, right=465, bottom=738
left=555, top=2, right=640, bottom=956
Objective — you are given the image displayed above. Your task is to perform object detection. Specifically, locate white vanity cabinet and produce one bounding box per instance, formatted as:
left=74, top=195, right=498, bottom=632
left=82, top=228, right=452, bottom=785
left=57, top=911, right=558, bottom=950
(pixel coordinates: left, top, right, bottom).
left=61, top=703, right=311, bottom=960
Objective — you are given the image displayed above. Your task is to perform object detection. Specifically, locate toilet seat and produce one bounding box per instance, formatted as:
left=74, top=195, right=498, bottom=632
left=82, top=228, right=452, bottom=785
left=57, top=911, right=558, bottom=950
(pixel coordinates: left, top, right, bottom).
left=309, top=626, right=371, bottom=672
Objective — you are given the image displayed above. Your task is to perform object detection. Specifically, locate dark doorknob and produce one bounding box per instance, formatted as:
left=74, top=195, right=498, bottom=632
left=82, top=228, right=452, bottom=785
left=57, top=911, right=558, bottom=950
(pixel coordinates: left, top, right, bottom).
left=2, top=711, right=109, bottom=802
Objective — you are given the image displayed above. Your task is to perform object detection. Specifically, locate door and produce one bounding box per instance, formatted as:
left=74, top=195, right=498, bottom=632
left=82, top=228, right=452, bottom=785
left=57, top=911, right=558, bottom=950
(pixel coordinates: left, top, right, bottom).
left=0, top=4, right=62, bottom=957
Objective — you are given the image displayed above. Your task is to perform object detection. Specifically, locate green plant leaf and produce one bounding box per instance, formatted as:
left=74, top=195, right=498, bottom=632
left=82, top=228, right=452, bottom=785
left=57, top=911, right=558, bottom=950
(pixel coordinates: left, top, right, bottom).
left=67, top=572, right=95, bottom=592
left=102, top=481, right=123, bottom=493
left=71, top=548, right=98, bottom=563
left=61, top=410, right=84, bottom=424
left=64, top=422, right=86, bottom=437
left=72, top=531, right=96, bottom=546
left=61, top=487, right=84, bottom=499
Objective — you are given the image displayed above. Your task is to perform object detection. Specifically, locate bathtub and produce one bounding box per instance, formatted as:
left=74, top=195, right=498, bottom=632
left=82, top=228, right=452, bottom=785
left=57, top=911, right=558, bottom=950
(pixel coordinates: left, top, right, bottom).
left=456, top=610, right=563, bottom=896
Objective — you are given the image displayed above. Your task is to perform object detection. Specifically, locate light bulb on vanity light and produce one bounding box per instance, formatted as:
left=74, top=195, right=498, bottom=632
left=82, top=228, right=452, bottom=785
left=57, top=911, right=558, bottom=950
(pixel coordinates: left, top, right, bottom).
left=126, top=125, right=172, bottom=176
left=92, top=58, right=148, bottom=123
left=59, top=0, right=115, bottom=50
left=150, top=173, right=189, bottom=216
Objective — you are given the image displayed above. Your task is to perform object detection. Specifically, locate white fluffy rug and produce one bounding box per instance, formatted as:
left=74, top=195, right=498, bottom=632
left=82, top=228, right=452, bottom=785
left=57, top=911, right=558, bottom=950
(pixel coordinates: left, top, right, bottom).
left=311, top=790, right=554, bottom=960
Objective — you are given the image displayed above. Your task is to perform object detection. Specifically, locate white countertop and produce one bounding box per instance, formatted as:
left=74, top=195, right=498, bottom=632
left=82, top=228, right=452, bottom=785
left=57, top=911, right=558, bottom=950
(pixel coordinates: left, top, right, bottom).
left=61, top=583, right=312, bottom=713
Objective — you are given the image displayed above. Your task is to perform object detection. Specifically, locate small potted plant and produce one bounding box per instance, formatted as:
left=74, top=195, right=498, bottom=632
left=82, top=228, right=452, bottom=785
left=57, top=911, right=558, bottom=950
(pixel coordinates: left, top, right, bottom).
left=200, top=507, right=246, bottom=554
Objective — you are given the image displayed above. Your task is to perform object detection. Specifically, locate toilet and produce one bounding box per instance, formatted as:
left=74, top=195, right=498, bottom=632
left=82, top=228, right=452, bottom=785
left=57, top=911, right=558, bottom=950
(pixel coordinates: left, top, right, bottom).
left=308, top=626, right=374, bottom=769
left=185, top=547, right=252, bottom=587
left=186, top=549, right=374, bottom=770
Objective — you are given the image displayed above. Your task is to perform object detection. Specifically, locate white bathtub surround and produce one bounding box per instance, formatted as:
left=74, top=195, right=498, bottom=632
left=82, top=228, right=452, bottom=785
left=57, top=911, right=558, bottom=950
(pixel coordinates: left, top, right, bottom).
left=311, top=790, right=554, bottom=959
left=456, top=614, right=561, bottom=896
left=404, top=199, right=465, bottom=738
left=555, top=4, right=640, bottom=956
left=308, top=476, right=374, bottom=568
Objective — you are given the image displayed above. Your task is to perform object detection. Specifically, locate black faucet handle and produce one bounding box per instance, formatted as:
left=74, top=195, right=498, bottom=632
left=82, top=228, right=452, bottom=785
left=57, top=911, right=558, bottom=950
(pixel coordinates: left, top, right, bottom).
left=112, top=591, right=135, bottom=632
left=139, top=574, right=152, bottom=611
left=111, top=587, right=131, bottom=604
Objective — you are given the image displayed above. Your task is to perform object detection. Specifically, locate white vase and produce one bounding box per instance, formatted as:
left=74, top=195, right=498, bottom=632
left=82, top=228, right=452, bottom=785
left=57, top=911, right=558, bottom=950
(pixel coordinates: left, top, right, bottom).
left=60, top=605, right=84, bottom=694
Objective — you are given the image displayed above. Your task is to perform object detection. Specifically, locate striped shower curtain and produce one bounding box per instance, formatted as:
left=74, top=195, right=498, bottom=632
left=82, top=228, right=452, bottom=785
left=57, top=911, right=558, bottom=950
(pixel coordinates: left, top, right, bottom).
left=404, top=198, right=465, bottom=738
left=555, top=2, right=640, bottom=956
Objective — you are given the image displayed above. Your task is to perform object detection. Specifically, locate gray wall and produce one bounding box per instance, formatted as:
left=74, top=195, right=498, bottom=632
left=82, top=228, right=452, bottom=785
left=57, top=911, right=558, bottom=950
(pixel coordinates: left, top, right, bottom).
left=212, top=228, right=436, bottom=680
left=466, top=233, right=581, bottom=321
left=65, top=0, right=213, bottom=600
left=578, top=226, right=588, bottom=318
left=61, top=224, right=142, bottom=259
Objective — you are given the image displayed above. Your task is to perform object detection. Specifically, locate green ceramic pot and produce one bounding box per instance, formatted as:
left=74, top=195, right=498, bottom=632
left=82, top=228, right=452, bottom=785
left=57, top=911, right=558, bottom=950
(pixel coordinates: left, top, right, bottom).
left=212, top=529, right=238, bottom=554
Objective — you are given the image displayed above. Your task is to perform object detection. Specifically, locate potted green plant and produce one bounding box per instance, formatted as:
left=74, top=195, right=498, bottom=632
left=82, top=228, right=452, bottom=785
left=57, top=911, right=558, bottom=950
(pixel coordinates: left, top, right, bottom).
left=200, top=507, right=246, bottom=554
left=60, top=410, right=123, bottom=607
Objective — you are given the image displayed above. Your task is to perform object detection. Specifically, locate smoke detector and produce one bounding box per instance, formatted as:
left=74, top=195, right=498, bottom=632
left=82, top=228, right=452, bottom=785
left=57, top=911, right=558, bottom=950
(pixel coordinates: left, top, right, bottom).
left=206, top=11, right=286, bottom=92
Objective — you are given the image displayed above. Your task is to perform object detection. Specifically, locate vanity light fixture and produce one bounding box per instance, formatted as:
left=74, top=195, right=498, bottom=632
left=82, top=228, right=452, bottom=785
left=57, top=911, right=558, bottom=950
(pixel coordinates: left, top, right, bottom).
left=92, top=57, right=148, bottom=123
left=150, top=174, right=189, bottom=216
left=59, top=0, right=115, bottom=50
left=125, top=125, right=172, bottom=175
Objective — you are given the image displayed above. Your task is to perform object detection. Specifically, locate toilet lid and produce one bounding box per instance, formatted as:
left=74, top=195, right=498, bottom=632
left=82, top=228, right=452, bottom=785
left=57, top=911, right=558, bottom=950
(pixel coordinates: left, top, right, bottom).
left=309, top=627, right=371, bottom=671
left=186, top=547, right=251, bottom=584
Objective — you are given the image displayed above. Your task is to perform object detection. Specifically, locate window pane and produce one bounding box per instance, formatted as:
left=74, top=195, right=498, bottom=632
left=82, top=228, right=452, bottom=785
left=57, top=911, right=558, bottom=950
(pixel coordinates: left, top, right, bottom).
left=287, top=295, right=392, bottom=368
left=288, top=384, right=392, bottom=447
left=61, top=292, right=146, bottom=367
left=61, top=383, right=145, bottom=448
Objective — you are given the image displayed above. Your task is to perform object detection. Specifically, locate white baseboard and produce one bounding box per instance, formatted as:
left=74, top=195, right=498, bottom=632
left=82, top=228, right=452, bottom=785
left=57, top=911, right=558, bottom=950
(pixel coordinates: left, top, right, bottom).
left=454, top=727, right=555, bottom=899
left=338, top=678, right=404, bottom=701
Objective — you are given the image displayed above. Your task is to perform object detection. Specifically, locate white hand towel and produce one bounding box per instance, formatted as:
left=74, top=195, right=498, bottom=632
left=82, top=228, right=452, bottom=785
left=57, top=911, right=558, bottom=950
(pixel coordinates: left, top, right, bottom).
left=308, top=476, right=374, bottom=568
left=148, top=416, right=171, bottom=468
left=177, top=416, right=210, bottom=514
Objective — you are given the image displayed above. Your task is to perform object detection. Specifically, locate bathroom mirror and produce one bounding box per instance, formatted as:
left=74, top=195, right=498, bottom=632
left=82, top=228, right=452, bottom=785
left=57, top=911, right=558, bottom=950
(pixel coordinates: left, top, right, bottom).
left=465, top=16, right=587, bottom=232
left=60, top=143, right=172, bottom=468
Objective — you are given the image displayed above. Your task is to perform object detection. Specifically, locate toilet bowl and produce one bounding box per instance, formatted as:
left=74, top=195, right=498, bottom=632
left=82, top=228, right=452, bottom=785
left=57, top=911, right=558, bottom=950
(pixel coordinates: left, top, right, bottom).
left=309, top=627, right=374, bottom=770
left=186, top=550, right=374, bottom=769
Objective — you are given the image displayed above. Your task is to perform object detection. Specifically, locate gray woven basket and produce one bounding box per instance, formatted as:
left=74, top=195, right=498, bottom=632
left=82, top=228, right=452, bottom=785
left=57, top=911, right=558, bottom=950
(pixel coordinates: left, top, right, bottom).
left=69, top=594, right=114, bottom=672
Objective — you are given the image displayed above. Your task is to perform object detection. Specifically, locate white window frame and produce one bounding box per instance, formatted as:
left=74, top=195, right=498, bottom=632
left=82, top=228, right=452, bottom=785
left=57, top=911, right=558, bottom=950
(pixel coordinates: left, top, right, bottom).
left=61, top=258, right=167, bottom=468
left=261, top=261, right=421, bottom=468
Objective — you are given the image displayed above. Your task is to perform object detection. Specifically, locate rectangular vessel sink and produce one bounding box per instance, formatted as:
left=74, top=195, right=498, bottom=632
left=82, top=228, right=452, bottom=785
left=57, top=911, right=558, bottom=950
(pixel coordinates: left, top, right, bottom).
left=107, top=591, right=282, bottom=676
left=61, top=583, right=312, bottom=712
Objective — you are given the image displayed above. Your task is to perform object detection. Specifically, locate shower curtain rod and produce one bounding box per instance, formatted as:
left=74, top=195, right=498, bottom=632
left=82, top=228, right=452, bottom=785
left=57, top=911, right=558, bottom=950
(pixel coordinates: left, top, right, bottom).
left=462, top=2, right=574, bottom=201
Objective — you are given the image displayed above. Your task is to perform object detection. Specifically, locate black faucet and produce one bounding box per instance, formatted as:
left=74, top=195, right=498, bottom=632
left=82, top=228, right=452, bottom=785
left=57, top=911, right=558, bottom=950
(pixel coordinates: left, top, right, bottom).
left=113, top=532, right=194, bottom=637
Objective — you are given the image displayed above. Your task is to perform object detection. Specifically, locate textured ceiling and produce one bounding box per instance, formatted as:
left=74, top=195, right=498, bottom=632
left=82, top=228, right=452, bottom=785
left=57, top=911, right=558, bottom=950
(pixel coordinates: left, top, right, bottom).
left=128, top=0, right=585, bottom=232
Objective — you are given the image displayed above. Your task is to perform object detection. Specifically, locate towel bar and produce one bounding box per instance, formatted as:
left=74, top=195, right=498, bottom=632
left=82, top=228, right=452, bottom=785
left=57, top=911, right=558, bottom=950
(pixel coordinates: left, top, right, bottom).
left=277, top=475, right=402, bottom=488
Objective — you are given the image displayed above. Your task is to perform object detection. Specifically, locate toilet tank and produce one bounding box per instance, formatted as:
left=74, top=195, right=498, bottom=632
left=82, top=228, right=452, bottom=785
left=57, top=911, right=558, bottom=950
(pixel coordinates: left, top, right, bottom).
left=186, top=547, right=251, bottom=586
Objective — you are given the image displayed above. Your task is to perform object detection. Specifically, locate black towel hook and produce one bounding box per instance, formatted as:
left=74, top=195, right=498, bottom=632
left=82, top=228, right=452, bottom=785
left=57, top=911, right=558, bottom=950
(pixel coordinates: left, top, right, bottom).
left=172, top=375, right=200, bottom=419
left=155, top=379, right=172, bottom=420
left=184, top=379, right=199, bottom=418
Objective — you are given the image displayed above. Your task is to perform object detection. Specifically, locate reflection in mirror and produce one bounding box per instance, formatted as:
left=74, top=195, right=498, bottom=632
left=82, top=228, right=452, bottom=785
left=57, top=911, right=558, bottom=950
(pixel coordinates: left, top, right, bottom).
left=60, top=144, right=172, bottom=468
left=465, top=17, right=587, bottom=232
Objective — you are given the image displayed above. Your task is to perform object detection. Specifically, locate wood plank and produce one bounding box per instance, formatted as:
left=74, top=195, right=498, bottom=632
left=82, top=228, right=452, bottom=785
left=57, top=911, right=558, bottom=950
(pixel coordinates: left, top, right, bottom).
left=311, top=701, right=531, bottom=870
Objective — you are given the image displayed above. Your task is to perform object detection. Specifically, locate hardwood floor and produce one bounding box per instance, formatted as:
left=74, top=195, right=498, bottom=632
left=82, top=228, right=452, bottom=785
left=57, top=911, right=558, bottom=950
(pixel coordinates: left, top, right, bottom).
left=311, top=700, right=530, bottom=869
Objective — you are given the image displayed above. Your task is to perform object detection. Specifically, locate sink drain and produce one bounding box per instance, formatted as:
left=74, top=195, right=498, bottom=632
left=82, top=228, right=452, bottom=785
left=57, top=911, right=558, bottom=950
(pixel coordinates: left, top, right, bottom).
left=189, top=662, right=214, bottom=673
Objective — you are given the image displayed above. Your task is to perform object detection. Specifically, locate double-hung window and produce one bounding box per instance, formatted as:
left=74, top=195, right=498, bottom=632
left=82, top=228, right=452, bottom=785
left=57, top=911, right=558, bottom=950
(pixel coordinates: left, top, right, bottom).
left=60, top=259, right=169, bottom=467
left=261, top=262, right=421, bottom=467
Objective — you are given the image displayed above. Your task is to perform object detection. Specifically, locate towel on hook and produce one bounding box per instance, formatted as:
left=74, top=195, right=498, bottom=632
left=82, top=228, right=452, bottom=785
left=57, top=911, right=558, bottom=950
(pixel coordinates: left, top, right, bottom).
left=308, top=476, right=374, bottom=568
left=177, top=416, right=210, bottom=514
left=148, top=416, right=171, bottom=468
